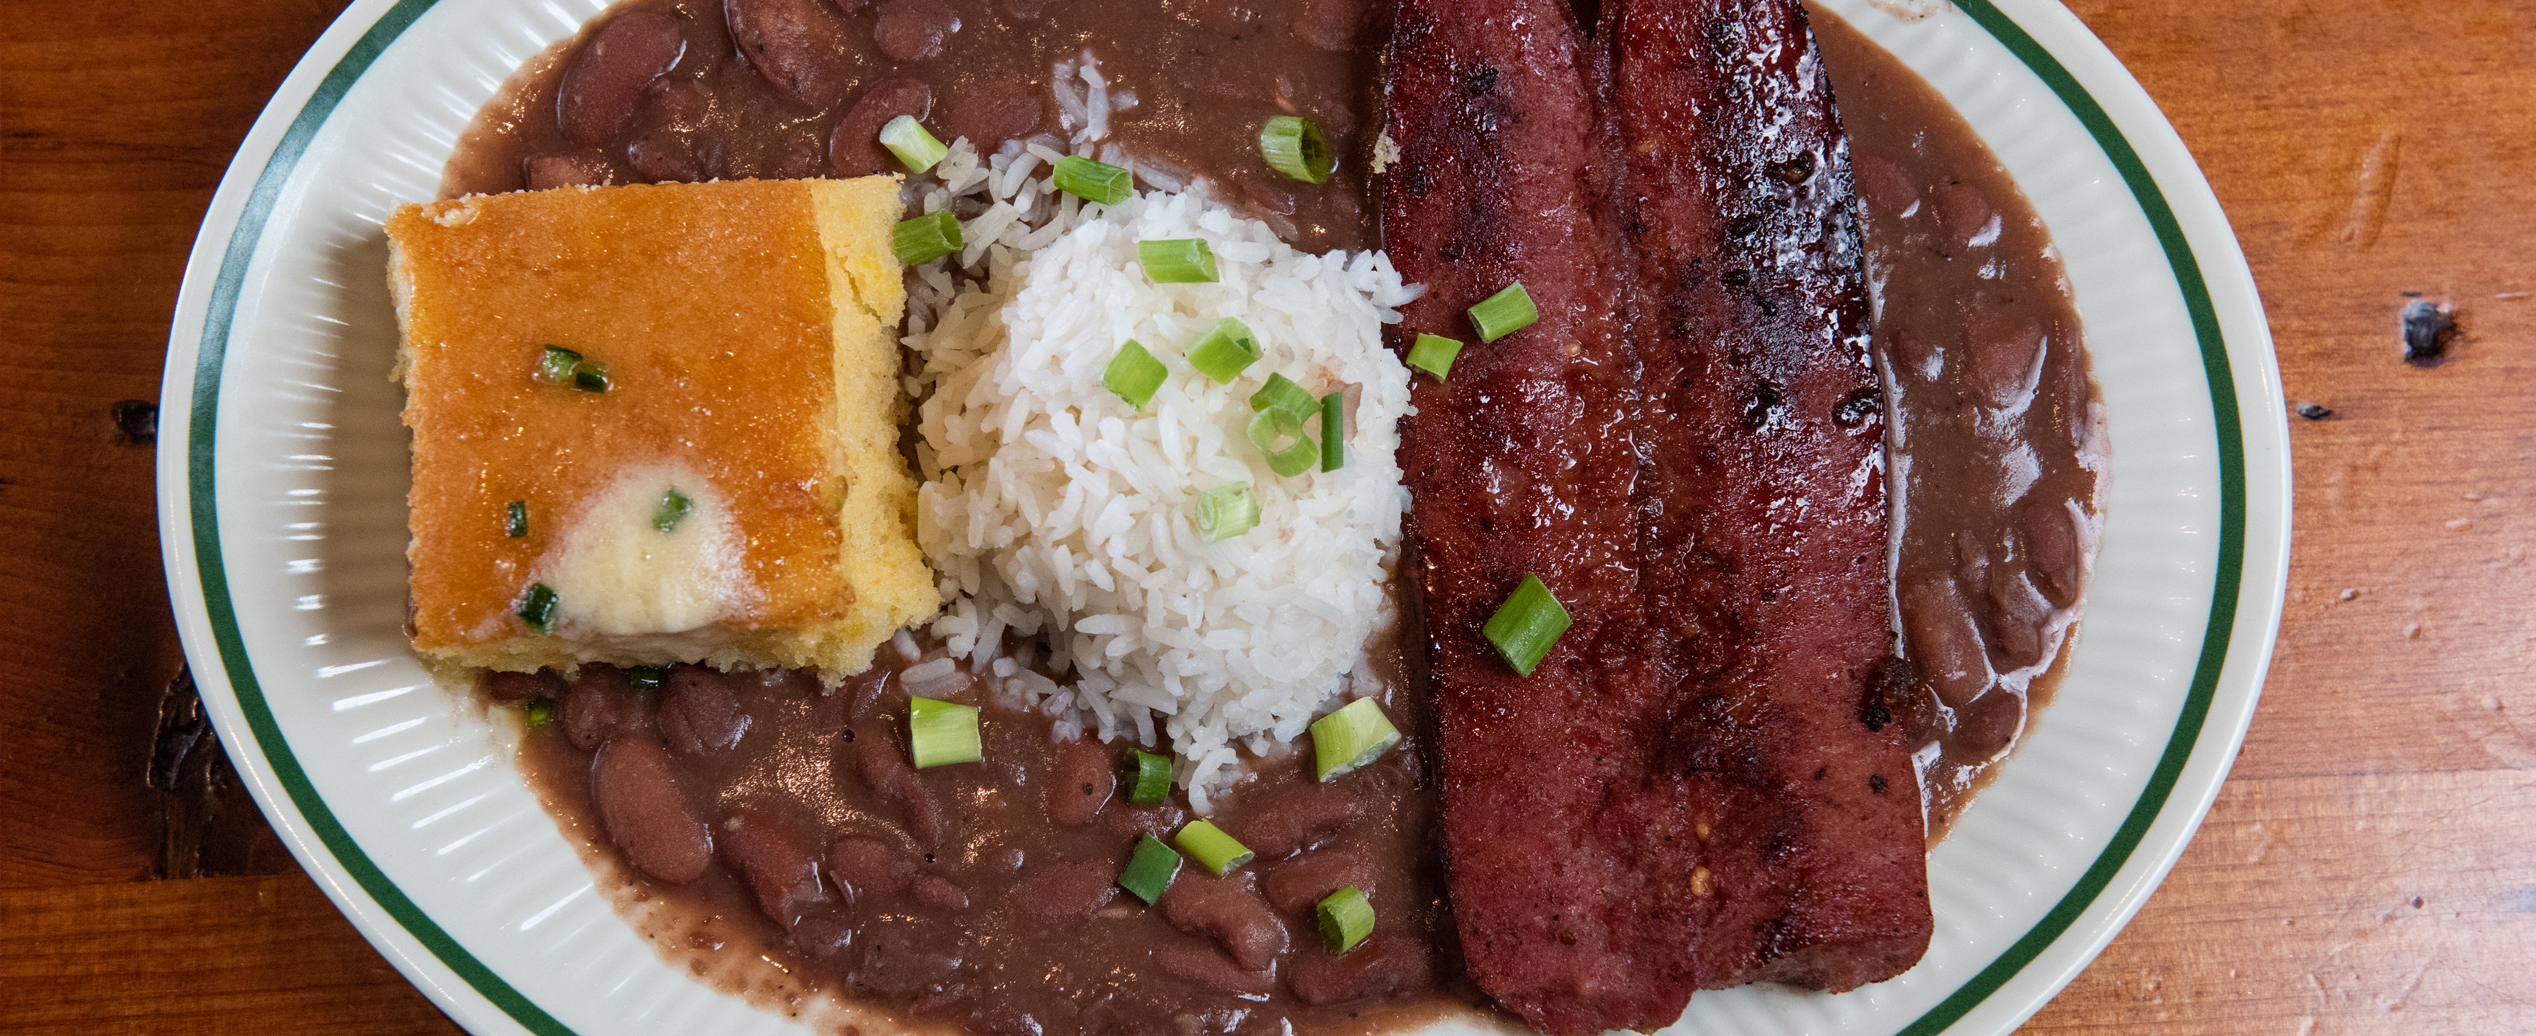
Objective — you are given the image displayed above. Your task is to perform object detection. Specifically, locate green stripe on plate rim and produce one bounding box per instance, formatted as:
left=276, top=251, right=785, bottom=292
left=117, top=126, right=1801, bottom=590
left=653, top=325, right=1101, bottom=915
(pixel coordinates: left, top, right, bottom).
left=178, top=2, right=2247, bottom=1034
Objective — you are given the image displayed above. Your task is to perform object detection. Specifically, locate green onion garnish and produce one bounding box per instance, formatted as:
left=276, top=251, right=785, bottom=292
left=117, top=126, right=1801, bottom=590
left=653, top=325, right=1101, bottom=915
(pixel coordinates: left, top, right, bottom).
left=1406, top=334, right=1464, bottom=380
left=1138, top=238, right=1219, bottom=283
left=1468, top=282, right=1539, bottom=342
left=522, top=697, right=557, bottom=729
left=877, top=114, right=949, bottom=174
left=626, top=666, right=665, bottom=694
left=1247, top=410, right=1319, bottom=477
left=1248, top=372, right=1317, bottom=422
left=1118, top=833, right=1183, bottom=905
left=1310, top=697, right=1401, bottom=782
left=537, top=345, right=612, bottom=392
left=1195, top=483, right=1260, bottom=542
left=504, top=500, right=528, bottom=538
left=1316, top=885, right=1375, bottom=953
left=1258, top=115, right=1335, bottom=184
left=1319, top=391, right=1345, bottom=471
left=537, top=345, right=581, bottom=384
left=1483, top=573, right=1571, bottom=676
left=1187, top=318, right=1262, bottom=384
left=1173, top=820, right=1256, bottom=876
left=1127, top=749, right=1173, bottom=804
left=1053, top=155, right=1133, bottom=205
left=1104, top=339, right=1168, bottom=410
left=517, top=582, right=559, bottom=634
left=908, top=696, right=983, bottom=768
left=652, top=488, right=691, bottom=533
left=894, top=210, right=963, bottom=266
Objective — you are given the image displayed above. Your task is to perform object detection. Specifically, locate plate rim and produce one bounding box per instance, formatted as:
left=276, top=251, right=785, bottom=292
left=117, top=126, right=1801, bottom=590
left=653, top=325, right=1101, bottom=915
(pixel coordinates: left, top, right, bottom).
left=154, top=0, right=2292, bottom=1033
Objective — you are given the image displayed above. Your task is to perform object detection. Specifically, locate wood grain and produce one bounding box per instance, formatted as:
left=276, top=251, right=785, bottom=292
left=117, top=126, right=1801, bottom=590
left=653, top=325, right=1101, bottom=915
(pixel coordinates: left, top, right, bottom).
left=3, top=0, right=2533, bottom=1033
left=0, top=875, right=458, bottom=1032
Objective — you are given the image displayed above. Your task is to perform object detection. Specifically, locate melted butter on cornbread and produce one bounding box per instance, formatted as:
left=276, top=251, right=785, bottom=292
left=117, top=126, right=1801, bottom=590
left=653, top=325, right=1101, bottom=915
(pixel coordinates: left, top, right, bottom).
left=387, top=177, right=936, bottom=679
left=543, top=463, right=749, bottom=639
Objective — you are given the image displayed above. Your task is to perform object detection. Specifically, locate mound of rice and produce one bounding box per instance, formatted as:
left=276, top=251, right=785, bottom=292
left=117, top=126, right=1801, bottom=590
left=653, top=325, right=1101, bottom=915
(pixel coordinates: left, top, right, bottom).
left=898, top=71, right=1418, bottom=808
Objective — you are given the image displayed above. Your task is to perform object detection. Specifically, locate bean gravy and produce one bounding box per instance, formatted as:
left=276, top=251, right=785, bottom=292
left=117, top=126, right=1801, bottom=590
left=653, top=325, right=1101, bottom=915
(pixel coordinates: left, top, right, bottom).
left=493, top=644, right=1495, bottom=1036
left=441, top=0, right=1386, bottom=252
left=446, top=1, right=2099, bottom=1030
left=1815, top=7, right=2103, bottom=836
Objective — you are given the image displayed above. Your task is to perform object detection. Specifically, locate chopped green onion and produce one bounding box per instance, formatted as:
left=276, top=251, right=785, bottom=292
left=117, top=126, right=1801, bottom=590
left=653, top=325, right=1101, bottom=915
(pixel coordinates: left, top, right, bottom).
left=1483, top=573, right=1571, bottom=676
left=1259, top=116, right=1335, bottom=184
left=1195, top=483, right=1260, bottom=542
left=878, top=114, right=949, bottom=174
left=908, top=696, right=983, bottom=768
left=537, top=345, right=612, bottom=392
left=1104, top=339, right=1168, bottom=410
left=1118, top=833, right=1183, bottom=905
left=537, top=345, right=582, bottom=384
left=1126, top=749, right=1173, bottom=804
left=1468, top=282, right=1539, bottom=342
left=652, top=488, right=691, bottom=533
left=1247, top=410, right=1319, bottom=477
left=1316, top=885, right=1375, bottom=953
left=626, top=666, right=665, bottom=694
left=1053, top=155, right=1133, bottom=204
left=1319, top=391, right=1345, bottom=472
left=504, top=500, right=528, bottom=538
left=1406, top=334, right=1465, bottom=380
left=522, top=697, right=557, bottom=729
left=894, top=210, right=963, bottom=265
left=1138, top=238, right=1219, bottom=283
left=517, top=582, right=559, bottom=634
left=1310, top=697, right=1401, bottom=782
left=1187, top=318, right=1262, bottom=383
left=1248, top=372, right=1317, bottom=421
left=1173, top=820, right=1256, bottom=876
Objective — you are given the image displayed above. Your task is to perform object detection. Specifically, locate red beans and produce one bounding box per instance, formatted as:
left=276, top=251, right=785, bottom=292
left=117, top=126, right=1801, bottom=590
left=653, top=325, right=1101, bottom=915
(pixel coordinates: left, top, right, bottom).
left=561, top=665, right=651, bottom=751
left=1966, top=311, right=2046, bottom=409
left=909, top=874, right=971, bottom=911
left=724, top=0, right=859, bottom=105
left=2020, top=494, right=2084, bottom=607
left=496, top=651, right=1449, bottom=1033
left=827, top=77, right=933, bottom=177
left=871, top=0, right=958, bottom=61
left=660, top=667, right=750, bottom=756
left=1262, top=849, right=1377, bottom=914
left=523, top=155, right=608, bottom=190
left=1934, top=181, right=1996, bottom=247
left=556, top=9, right=686, bottom=146
left=1011, top=860, right=1118, bottom=927
left=1899, top=577, right=1994, bottom=709
left=1287, top=930, right=1436, bottom=1005
left=1226, top=779, right=1369, bottom=860
left=1153, top=938, right=1276, bottom=997
left=1100, top=799, right=1186, bottom=842
left=717, top=809, right=825, bottom=924
left=480, top=668, right=561, bottom=704
left=851, top=733, right=946, bottom=846
left=1044, top=735, right=1114, bottom=827
left=590, top=738, right=713, bottom=884
left=826, top=835, right=915, bottom=901
left=1159, top=874, right=1287, bottom=971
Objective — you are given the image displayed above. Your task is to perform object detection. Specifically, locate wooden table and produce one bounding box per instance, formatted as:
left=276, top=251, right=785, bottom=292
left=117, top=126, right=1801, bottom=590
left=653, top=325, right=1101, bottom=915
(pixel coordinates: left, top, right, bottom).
left=5, top=0, right=2529, bottom=1031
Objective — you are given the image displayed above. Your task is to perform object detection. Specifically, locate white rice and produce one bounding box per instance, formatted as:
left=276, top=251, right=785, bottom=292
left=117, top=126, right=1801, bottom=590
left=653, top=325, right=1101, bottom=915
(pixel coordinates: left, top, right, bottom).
left=897, top=56, right=1420, bottom=810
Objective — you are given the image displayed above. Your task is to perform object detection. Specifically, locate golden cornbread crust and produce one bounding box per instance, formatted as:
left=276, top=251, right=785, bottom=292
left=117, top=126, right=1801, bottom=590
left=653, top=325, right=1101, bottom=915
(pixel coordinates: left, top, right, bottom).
left=388, top=178, right=936, bottom=680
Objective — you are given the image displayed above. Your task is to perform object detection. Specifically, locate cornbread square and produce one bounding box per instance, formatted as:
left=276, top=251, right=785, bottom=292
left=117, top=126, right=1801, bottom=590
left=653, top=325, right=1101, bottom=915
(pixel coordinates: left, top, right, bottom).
left=387, top=177, right=935, bottom=679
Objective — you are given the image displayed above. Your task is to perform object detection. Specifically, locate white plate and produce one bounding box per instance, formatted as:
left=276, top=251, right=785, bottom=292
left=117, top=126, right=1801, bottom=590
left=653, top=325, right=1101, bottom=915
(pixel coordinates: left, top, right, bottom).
left=157, top=1, right=2290, bottom=1033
